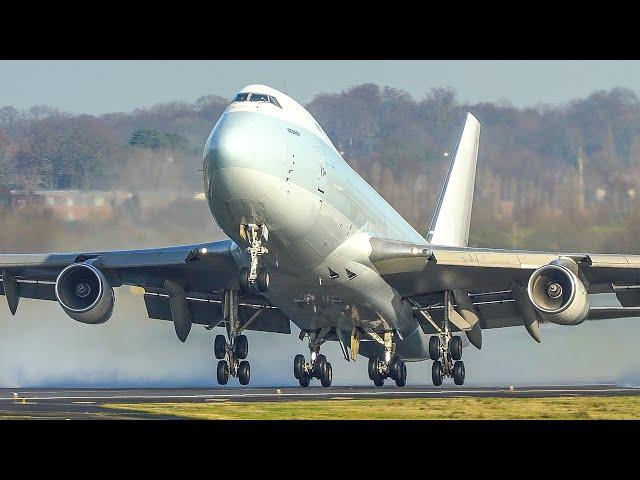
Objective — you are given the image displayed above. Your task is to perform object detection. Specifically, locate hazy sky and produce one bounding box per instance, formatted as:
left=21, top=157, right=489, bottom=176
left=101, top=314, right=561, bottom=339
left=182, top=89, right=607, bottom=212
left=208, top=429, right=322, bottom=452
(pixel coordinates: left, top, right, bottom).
left=2, top=60, right=640, bottom=114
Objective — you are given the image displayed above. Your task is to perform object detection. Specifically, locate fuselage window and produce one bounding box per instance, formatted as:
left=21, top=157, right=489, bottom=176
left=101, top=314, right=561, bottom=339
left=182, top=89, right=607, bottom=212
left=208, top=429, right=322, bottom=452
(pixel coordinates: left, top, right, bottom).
left=249, top=93, right=269, bottom=102
left=269, top=96, right=282, bottom=108
left=233, top=93, right=249, bottom=102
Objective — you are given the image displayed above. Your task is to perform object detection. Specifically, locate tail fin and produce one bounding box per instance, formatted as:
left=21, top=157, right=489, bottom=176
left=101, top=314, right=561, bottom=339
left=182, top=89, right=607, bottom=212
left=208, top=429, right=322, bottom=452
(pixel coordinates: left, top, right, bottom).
left=426, top=113, right=480, bottom=247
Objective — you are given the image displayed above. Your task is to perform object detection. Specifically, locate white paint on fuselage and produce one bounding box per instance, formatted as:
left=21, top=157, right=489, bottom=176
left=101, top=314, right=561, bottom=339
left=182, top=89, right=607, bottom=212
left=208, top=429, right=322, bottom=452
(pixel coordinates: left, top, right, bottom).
left=204, top=84, right=430, bottom=360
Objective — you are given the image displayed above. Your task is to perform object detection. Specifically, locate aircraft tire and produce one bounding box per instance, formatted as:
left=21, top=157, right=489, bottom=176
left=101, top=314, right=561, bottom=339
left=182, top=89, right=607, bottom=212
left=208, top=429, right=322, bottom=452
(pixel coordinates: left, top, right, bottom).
left=395, top=361, right=407, bottom=387
left=294, top=354, right=305, bottom=379
left=239, top=267, right=250, bottom=293
left=257, top=269, right=270, bottom=292
left=314, top=354, right=327, bottom=378
left=367, top=357, right=377, bottom=380
left=214, top=334, right=227, bottom=359
left=451, top=336, right=463, bottom=361
left=453, top=361, right=465, bottom=385
left=321, top=363, right=333, bottom=387
left=235, top=334, right=249, bottom=359
left=238, top=360, right=251, bottom=385
left=299, top=372, right=310, bottom=387
left=432, top=360, right=444, bottom=386
left=217, top=360, right=229, bottom=385
left=429, top=336, right=441, bottom=360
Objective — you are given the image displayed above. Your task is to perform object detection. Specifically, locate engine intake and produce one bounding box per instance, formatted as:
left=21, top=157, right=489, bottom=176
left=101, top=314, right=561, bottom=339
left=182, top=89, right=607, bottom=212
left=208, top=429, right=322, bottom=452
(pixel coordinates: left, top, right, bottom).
left=55, top=263, right=115, bottom=324
left=527, top=260, right=589, bottom=325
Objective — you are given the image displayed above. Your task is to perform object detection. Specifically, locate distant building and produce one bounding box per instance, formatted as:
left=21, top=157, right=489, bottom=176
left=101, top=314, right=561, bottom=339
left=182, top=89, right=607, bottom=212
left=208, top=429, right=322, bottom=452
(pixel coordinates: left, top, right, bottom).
left=8, top=190, right=133, bottom=222
left=4, top=189, right=207, bottom=222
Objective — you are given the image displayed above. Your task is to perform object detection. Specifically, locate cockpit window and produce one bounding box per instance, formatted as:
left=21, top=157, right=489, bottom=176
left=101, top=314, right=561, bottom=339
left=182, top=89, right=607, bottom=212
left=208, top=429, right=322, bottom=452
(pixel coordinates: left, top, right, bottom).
left=269, top=96, right=282, bottom=108
left=232, top=92, right=282, bottom=108
left=233, top=93, right=249, bottom=102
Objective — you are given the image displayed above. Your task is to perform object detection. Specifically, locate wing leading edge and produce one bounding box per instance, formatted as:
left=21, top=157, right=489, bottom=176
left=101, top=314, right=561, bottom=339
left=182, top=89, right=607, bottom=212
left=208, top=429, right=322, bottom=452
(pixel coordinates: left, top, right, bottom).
left=0, top=239, right=290, bottom=337
left=368, top=236, right=640, bottom=332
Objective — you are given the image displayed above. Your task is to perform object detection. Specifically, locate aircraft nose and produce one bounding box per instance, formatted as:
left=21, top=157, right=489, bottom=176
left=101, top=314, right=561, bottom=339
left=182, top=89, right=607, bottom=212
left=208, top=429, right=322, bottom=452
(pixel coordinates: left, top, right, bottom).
left=206, top=115, right=255, bottom=170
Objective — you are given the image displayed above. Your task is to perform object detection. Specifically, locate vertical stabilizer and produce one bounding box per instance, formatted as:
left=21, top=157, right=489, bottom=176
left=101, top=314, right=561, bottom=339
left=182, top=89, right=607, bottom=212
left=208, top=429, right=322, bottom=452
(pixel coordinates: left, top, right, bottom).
left=427, top=113, right=480, bottom=247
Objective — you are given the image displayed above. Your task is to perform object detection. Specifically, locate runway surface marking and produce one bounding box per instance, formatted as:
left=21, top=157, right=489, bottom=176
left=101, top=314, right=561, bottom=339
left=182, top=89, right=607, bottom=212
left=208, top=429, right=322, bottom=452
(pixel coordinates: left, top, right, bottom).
left=1, top=385, right=638, bottom=402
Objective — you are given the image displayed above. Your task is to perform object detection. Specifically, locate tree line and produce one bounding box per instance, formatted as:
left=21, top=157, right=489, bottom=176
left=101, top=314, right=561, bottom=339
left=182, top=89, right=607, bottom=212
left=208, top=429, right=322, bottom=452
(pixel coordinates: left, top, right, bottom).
left=2, top=84, right=640, bottom=253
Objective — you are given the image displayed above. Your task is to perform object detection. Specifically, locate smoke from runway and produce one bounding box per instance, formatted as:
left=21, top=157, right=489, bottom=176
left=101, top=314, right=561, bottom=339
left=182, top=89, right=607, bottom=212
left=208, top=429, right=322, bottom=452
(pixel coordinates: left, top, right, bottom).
left=1, top=201, right=640, bottom=387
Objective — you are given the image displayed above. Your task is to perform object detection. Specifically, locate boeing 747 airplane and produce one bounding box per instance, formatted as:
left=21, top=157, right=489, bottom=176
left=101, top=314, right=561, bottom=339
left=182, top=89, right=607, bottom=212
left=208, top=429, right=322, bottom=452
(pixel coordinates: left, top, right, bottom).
left=3, top=84, right=640, bottom=387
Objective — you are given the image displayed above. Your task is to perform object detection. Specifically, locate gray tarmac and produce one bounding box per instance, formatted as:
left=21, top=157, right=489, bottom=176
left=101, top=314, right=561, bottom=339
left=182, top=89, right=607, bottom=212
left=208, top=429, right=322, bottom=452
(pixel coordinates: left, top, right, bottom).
left=0, top=384, right=638, bottom=419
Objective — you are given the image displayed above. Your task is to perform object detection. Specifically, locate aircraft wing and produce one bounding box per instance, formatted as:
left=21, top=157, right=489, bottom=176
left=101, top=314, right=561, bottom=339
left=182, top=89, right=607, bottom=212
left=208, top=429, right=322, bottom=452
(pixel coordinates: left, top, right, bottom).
left=0, top=240, right=291, bottom=339
left=369, top=237, right=640, bottom=336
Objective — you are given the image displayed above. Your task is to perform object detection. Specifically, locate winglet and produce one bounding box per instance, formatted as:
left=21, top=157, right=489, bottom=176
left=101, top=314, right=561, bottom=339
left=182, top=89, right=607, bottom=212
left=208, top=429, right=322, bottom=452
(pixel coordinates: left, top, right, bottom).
left=427, top=113, right=480, bottom=247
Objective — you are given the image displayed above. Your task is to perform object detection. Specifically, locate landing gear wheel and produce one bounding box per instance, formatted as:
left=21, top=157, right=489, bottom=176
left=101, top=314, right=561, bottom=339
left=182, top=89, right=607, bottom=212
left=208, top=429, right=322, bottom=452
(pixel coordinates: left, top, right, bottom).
left=294, top=354, right=305, bottom=380
left=214, top=335, right=227, bottom=359
left=390, top=357, right=403, bottom=381
left=298, top=372, right=310, bottom=387
left=217, top=360, right=229, bottom=385
left=314, top=354, right=327, bottom=378
left=368, top=357, right=377, bottom=380
left=238, top=360, right=251, bottom=385
left=453, top=361, right=465, bottom=385
left=431, top=360, right=444, bottom=386
left=373, top=371, right=385, bottom=387
left=451, top=336, right=463, bottom=361
left=239, top=267, right=250, bottom=293
left=321, top=362, right=333, bottom=387
left=429, top=336, right=441, bottom=360
left=395, top=361, right=407, bottom=387
left=257, top=269, right=270, bottom=292
left=235, top=334, right=249, bottom=359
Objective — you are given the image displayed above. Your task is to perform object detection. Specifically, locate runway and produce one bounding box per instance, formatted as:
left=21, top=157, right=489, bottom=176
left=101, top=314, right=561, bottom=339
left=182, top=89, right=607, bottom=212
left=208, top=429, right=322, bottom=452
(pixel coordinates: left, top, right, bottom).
left=0, top=384, right=639, bottom=419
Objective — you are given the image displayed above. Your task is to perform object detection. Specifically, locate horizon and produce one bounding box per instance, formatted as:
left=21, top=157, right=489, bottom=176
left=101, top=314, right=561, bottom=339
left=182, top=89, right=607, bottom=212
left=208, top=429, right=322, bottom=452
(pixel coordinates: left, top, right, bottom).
left=3, top=60, right=640, bottom=115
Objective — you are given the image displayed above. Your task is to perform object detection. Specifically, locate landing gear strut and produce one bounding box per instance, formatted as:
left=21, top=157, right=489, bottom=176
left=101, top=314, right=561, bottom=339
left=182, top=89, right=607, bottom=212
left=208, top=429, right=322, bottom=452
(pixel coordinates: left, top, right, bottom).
left=428, top=291, right=465, bottom=386
left=215, top=290, right=251, bottom=385
left=365, top=330, right=407, bottom=387
left=294, top=329, right=333, bottom=387
left=239, top=224, right=269, bottom=293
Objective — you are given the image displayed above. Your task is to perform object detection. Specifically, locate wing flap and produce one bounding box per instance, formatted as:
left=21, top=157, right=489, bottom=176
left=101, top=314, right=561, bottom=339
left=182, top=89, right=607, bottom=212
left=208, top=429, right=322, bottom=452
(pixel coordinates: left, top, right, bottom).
left=143, top=292, right=291, bottom=334
left=587, top=307, right=640, bottom=320
left=0, top=279, right=57, bottom=301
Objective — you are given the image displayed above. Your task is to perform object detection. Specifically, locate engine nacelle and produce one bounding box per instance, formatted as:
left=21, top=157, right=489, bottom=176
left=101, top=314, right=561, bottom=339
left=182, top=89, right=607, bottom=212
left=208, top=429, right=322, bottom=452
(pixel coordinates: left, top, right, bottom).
left=55, top=263, right=115, bottom=324
left=527, top=260, right=589, bottom=325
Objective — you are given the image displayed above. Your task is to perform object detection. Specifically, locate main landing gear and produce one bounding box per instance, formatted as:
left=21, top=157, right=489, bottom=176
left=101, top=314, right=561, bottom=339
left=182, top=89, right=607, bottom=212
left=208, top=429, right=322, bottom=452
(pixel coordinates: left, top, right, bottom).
left=428, top=291, right=465, bottom=386
left=429, top=334, right=465, bottom=386
left=215, top=290, right=251, bottom=385
left=239, top=224, right=269, bottom=293
left=294, top=328, right=333, bottom=387
left=368, top=355, right=407, bottom=387
left=364, top=330, right=407, bottom=387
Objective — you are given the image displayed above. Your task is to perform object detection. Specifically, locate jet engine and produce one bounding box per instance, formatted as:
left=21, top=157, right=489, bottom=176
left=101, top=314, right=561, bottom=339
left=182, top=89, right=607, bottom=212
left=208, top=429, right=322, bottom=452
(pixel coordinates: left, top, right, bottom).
left=527, top=259, right=589, bottom=325
left=55, top=263, right=115, bottom=324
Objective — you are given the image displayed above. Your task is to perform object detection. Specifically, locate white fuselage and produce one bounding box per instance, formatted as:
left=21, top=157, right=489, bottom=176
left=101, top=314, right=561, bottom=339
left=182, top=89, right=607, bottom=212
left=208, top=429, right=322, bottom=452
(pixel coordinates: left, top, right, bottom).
left=203, top=85, right=430, bottom=360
